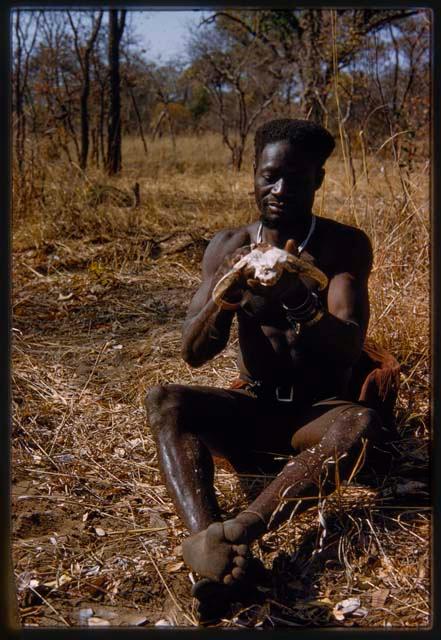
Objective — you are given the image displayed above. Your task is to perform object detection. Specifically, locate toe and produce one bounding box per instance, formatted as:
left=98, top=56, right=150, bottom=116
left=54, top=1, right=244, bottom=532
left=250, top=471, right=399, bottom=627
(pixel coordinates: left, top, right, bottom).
left=234, top=556, right=247, bottom=569
left=232, top=543, right=248, bottom=556
left=223, top=574, right=234, bottom=586
left=231, top=566, right=245, bottom=580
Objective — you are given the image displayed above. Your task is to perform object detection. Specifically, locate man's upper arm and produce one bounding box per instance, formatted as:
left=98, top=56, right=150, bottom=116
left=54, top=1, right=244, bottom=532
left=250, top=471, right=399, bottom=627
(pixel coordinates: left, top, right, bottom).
left=326, top=230, right=372, bottom=340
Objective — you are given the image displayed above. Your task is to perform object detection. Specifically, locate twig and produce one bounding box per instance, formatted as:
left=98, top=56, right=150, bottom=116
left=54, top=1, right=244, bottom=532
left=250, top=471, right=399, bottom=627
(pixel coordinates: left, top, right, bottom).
left=105, top=526, right=168, bottom=536
left=28, top=585, right=70, bottom=626
left=78, top=340, right=110, bottom=401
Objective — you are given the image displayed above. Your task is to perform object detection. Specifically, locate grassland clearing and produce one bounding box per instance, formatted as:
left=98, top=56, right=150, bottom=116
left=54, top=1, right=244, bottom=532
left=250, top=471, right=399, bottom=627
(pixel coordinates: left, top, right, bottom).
left=12, top=134, right=430, bottom=628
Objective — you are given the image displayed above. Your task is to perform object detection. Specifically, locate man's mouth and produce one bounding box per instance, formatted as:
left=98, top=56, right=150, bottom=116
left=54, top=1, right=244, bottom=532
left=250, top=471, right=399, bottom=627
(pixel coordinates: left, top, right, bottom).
left=266, top=200, right=289, bottom=214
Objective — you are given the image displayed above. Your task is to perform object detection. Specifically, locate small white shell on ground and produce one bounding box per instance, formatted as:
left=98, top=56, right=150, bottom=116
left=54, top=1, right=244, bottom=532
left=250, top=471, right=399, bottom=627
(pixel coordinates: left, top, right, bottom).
left=332, top=596, right=365, bottom=621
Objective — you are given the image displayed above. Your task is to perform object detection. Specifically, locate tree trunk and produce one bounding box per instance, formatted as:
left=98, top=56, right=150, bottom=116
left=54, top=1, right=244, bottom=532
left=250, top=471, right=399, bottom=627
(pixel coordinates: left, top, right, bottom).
left=107, top=9, right=126, bottom=175
left=69, top=11, right=103, bottom=171
left=14, top=10, right=25, bottom=173
left=80, top=14, right=102, bottom=170
left=80, top=75, right=90, bottom=170
left=128, top=84, right=148, bottom=155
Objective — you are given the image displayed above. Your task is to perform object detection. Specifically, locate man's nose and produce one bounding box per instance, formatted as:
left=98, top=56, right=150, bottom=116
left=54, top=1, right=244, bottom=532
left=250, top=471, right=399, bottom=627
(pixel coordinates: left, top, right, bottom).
left=271, top=178, right=286, bottom=195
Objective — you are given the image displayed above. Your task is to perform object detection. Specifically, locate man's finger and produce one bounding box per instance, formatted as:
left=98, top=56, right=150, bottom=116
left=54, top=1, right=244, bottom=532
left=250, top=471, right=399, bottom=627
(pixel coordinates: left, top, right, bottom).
left=284, top=238, right=298, bottom=255
left=246, top=278, right=261, bottom=290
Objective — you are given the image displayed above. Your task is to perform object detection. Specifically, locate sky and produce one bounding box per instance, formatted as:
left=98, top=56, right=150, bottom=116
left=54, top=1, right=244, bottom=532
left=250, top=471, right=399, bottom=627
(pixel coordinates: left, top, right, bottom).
left=129, top=10, right=205, bottom=63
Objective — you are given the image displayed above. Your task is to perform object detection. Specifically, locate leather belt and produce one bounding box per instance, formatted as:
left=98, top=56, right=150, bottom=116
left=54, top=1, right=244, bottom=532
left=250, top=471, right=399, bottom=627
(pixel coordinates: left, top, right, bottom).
left=275, top=384, right=295, bottom=402
left=232, top=379, right=296, bottom=403
left=230, top=377, right=340, bottom=406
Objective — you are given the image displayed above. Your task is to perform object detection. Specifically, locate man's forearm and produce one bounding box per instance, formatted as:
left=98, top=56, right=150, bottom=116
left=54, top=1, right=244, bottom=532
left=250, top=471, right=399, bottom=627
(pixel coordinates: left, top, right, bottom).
left=298, top=311, right=364, bottom=367
left=181, top=300, right=235, bottom=367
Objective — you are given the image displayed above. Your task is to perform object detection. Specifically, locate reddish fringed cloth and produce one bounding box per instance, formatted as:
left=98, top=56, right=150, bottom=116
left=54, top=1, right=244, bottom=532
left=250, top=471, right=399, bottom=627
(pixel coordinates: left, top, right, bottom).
left=347, top=339, right=401, bottom=426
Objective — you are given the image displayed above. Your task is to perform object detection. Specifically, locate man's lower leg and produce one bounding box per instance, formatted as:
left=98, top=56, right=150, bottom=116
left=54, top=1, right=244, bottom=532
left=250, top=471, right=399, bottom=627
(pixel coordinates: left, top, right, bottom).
left=146, top=385, right=221, bottom=533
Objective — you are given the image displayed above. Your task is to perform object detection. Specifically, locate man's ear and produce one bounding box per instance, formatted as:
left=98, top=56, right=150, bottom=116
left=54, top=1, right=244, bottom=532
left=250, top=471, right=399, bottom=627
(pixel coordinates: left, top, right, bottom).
left=315, top=167, right=325, bottom=190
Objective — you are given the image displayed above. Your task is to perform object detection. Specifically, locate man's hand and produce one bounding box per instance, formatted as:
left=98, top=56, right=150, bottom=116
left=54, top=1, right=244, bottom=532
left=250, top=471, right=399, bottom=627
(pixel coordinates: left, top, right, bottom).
left=213, top=245, right=252, bottom=304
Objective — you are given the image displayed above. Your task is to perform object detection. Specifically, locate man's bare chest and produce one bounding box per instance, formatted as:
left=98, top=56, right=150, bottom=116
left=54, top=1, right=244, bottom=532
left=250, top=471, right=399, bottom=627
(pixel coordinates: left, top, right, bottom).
left=260, top=323, right=300, bottom=351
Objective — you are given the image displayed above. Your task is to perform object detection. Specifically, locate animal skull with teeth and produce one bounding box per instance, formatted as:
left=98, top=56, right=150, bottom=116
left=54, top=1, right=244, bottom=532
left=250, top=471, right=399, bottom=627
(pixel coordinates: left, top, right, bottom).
left=212, top=243, right=328, bottom=310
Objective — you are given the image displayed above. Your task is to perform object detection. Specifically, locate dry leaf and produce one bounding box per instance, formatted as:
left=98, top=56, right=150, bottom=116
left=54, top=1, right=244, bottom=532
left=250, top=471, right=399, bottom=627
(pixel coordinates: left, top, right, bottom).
left=44, top=574, right=72, bottom=588
left=58, top=292, right=73, bottom=301
left=418, top=559, right=429, bottom=579
left=118, top=614, right=148, bottom=626
left=371, top=588, right=390, bottom=608
left=333, top=597, right=361, bottom=621
left=88, top=617, right=111, bottom=626
left=93, top=607, right=118, bottom=620
left=352, top=607, right=368, bottom=617
left=16, top=573, right=38, bottom=592
left=395, top=480, right=428, bottom=496
left=78, top=608, right=94, bottom=622
left=95, top=527, right=106, bottom=537
left=155, top=619, right=172, bottom=627
left=166, top=561, right=184, bottom=573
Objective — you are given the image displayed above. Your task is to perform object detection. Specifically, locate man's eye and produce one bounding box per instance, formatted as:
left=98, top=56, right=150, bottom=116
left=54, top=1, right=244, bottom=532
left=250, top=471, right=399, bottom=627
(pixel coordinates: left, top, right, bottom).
left=262, top=174, right=274, bottom=182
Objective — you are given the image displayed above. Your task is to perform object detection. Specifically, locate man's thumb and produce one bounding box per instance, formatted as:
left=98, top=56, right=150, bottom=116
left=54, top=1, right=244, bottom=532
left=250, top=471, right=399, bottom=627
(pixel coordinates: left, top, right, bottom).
left=284, top=238, right=298, bottom=255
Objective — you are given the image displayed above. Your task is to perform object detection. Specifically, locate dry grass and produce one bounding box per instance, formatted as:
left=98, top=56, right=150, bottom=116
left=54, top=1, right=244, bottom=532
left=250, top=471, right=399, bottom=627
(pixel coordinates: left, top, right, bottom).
left=12, top=133, right=430, bottom=628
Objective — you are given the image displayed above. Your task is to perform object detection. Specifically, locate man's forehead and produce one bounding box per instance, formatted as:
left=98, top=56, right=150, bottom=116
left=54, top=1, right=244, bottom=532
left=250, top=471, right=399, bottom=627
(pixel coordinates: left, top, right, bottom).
left=258, top=140, right=317, bottom=168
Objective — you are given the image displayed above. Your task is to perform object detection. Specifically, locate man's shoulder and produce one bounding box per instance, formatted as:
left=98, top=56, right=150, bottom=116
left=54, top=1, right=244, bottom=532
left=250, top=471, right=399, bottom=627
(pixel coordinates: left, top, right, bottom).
left=206, top=223, right=255, bottom=256
left=318, top=216, right=372, bottom=274
left=211, top=223, right=256, bottom=244
left=319, top=216, right=371, bottom=249
left=201, top=223, right=256, bottom=274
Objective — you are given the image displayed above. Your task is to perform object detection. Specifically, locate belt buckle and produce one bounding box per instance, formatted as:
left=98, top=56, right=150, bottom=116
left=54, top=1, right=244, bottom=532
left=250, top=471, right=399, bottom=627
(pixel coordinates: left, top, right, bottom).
left=276, top=385, right=294, bottom=402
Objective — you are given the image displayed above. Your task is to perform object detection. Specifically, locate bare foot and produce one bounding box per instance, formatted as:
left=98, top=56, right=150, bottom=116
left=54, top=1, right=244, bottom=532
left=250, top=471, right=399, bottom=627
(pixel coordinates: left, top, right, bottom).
left=182, top=519, right=250, bottom=584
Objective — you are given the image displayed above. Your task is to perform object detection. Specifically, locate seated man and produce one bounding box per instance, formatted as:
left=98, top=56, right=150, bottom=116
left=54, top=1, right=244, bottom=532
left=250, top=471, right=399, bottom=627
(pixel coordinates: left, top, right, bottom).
left=145, top=119, right=398, bottom=611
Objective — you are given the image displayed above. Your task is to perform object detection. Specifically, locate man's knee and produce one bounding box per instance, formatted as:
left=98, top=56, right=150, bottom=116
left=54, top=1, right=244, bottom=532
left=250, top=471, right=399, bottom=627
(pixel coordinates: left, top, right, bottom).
left=144, top=384, right=186, bottom=432
left=342, top=405, right=382, bottom=437
left=327, top=405, right=384, bottom=460
left=292, top=403, right=382, bottom=452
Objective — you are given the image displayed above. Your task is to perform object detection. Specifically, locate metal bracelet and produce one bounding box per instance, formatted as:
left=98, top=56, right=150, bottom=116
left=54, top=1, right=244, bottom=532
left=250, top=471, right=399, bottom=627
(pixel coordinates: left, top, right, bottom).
left=241, top=509, right=267, bottom=526
left=303, top=307, right=325, bottom=327
left=281, top=289, right=312, bottom=312
left=282, top=292, right=322, bottom=323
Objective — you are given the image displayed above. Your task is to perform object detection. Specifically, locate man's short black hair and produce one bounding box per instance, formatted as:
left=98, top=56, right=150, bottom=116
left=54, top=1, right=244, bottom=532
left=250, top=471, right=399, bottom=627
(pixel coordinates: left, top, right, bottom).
left=254, top=118, right=335, bottom=167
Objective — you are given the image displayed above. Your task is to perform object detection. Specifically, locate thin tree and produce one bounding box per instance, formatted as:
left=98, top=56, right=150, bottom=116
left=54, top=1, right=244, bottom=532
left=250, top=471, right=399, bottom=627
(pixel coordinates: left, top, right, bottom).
left=68, top=10, right=103, bottom=170
left=124, top=75, right=148, bottom=155
left=13, top=10, right=41, bottom=173
left=190, top=17, right=280, bottom=170
left=107, top=9, right=126, bottom=175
